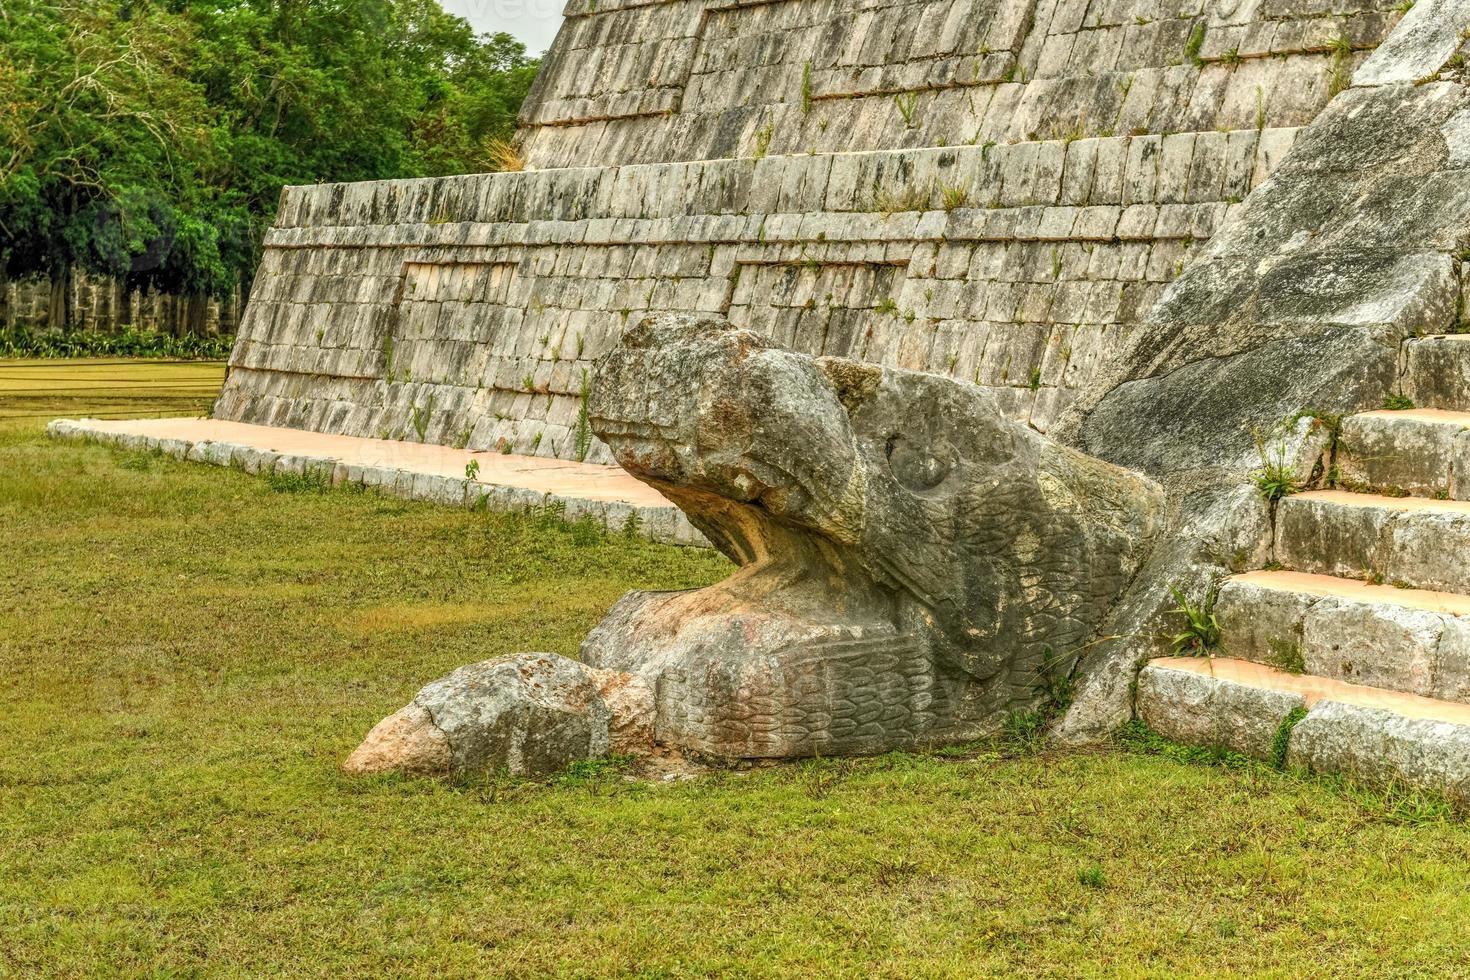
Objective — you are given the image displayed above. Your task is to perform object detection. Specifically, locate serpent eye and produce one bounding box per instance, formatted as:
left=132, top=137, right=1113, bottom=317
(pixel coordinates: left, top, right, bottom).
left=885, top=435, right=951, bottom=493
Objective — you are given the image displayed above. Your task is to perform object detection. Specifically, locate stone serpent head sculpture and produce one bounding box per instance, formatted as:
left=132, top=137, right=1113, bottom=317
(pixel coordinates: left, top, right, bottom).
left=581, top=313, right=1165, bottom=758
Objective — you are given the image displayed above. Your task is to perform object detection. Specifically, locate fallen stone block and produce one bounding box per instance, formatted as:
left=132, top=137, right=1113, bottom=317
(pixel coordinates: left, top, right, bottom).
left=345, top=652, right=630, bottom=778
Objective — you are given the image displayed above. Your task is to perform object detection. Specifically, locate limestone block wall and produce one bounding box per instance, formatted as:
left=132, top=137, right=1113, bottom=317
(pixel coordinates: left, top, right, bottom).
left=519, top=0, right=1403, bottom=168
left=217, top=0, right=1416, bottom=461
left=215, top=128, right=1296, bottom=460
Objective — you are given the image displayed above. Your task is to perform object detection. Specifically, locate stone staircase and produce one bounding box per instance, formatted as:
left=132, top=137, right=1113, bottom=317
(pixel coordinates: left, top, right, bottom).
left=1138, top=334, right=1470, bottom=803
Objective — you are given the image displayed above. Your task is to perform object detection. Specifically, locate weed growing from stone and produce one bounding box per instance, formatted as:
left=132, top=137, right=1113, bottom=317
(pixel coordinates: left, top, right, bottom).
left=1269, top=706, right=1309, bottom=770
left=753, top=124, right=774, bottom=159
left=486, top=138, right=524, bottom=172
left=410, top=396, right=435, bottom=442
left=893, top=91, right=920, bottom=127
left=1185, top=22, right=1206, bottom=66
left=874, top=183, right=931, bottom=215
left=574, top=368, right=594, bottom=462
left=1168, top=580, right=1221, bottom=655
left=1251, top=428, right=1302, bottom=503
left=1254, top=464, right=1301, bottom=502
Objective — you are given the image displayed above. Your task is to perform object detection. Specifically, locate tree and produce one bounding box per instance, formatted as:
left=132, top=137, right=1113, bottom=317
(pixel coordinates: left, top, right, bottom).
left=0, top=1, right=215, bottom=330
left=0, top=0, right=540, bottom=334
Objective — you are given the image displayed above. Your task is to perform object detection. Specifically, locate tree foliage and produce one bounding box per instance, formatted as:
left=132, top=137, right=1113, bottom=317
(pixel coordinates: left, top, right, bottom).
left=0, top=0, right=538, bottom=331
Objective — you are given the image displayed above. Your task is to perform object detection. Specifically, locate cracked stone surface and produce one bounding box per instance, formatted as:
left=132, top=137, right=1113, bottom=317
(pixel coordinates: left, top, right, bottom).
left=347, top=653, right=611, bottom=778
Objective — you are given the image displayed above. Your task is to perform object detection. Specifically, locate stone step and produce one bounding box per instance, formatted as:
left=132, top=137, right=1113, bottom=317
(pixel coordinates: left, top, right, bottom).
left=1336, top=409, right=1470, bottom=498
left=1402, top=334, right=1470, bottom=411
left=1214, top=571, right=1470, bottom=703
left=1137, top=658, right=1470, bottom=804
left=1276, top=491, right=1470, bottom=593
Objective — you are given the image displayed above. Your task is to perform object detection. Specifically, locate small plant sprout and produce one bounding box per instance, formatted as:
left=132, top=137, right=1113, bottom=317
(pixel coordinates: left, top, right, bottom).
left=465, top=458, right=480, bottom=481
left=1251, top=427, right=1301, bottom=503
left=1382, top=394, right=1415, bottom=410
left=939, top=184, right=970, bottom=211
left=574, top=368, right=594, bottom=462
left=754, top=123, right=775, bottom=159
left=1169, top=580, right=1222, bottom=656
left=893, top=91, right=920, bottom=127
left=1078, top=865, right=1106, bottom=889
left=410, top=395, right=434, bottom=442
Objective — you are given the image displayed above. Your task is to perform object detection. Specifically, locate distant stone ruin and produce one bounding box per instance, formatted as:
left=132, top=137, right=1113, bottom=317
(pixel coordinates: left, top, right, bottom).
left=208, top=0, right=1470, bottom=796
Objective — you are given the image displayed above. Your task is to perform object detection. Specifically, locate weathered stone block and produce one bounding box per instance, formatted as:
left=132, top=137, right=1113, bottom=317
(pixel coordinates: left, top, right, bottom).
left=1337, top=413, right=1461, bottom=497
left=1287, top=700, right=1470, bottom=802
left=1137, top=663, right=1306, bottom=760
left=344, top=653, right=612, bottom=777
left=1385, top=509, right=1470, bottom=594
left=1275, top=495, right=1393, bottom=580
left=1302, top=596, right=1445, bottom=696
left=1354, top=0, right=1470, bottom=87
left=1402, top=336, right=1470, bottom=410
left=1216, top=578, right=1316, bottom=670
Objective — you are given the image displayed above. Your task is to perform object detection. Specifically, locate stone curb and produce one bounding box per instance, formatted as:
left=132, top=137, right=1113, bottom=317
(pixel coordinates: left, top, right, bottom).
left=45, top=418, right=710, bottom=549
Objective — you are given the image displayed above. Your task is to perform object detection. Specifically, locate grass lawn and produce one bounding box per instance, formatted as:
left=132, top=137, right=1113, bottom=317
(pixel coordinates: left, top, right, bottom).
left=0, top=358, right=225, bottom=425
left=4, top=363, right=1470, bottom=976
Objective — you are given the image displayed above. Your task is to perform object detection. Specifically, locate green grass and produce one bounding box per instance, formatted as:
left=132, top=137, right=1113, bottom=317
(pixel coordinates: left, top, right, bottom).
left=0, top=357, right=226, bottom=424
left=5, top=373, right=1470, bottom=974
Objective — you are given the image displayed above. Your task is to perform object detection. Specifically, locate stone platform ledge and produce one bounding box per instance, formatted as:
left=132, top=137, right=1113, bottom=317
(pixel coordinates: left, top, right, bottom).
left=47, top=417, right=708, bottom=548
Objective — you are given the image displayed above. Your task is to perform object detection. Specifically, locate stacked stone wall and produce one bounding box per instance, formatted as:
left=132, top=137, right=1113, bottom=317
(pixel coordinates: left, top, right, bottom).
left=217, top=128, right=1295, bottom=459
left=216, top=0, right=1410, bottom=461
left=520, top=0, right=1401, bottom=168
